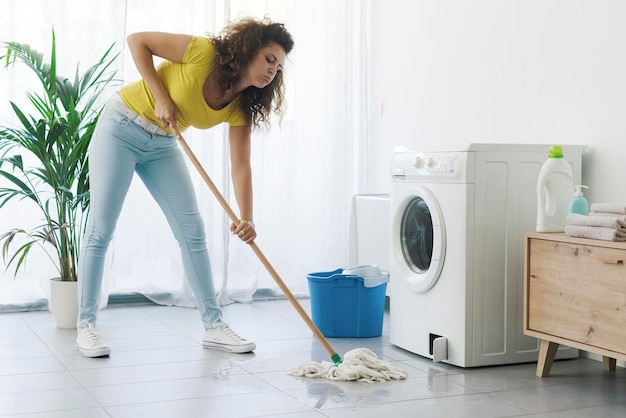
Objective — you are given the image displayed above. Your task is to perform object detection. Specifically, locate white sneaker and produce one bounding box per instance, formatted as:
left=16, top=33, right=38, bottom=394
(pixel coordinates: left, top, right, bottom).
left=202, top=322, right=256, bottom=353
left=76, top=324, right=111, bottom=358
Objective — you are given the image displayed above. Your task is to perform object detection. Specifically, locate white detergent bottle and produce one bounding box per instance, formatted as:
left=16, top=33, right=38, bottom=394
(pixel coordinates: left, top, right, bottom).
left=536, top=145, right=574, bottom=232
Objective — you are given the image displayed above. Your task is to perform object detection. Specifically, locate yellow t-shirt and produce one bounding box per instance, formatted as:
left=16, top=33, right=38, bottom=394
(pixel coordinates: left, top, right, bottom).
left=118, top=36, right=247, bottom=132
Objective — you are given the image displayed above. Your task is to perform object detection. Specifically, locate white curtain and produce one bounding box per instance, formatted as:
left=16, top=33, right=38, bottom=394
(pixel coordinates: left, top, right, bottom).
left=0, top=0, right=367, bottom=311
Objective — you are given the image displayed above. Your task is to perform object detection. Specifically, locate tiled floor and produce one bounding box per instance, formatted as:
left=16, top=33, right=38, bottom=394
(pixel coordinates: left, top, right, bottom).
left=1, top=299, right=626, bottom=417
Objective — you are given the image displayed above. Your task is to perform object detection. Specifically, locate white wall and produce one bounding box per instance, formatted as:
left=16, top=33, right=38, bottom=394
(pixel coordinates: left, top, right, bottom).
left=367, top=0, right=626, bottom=205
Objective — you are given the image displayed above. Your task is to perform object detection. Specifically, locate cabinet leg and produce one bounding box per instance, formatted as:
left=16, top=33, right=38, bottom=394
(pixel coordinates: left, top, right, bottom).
left=536, top=340, right=559, bottom=377
left=602, top=356, right=616, bottom=372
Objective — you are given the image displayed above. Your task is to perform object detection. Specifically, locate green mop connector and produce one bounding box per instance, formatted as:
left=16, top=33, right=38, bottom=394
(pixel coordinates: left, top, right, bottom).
left=331, top=353, right=343, bottom=366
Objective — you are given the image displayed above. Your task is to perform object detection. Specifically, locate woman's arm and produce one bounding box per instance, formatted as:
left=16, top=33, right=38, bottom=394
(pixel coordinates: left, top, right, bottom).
left=229, top=124, right=256, bottom=243
left=126, top=32, right=192, bottom=134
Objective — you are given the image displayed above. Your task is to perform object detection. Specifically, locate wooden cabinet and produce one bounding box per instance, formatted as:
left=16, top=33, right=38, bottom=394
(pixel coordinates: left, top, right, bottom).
left=524, top=232, right=626, bottom=377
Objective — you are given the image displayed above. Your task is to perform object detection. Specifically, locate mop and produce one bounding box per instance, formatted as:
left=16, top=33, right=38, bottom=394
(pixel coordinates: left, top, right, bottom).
left=176, top=133, right=407, bottom=383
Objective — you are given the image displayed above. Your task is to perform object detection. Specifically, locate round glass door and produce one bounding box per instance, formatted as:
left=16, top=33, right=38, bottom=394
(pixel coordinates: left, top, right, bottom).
left=401, top=197, right=434, bottom=274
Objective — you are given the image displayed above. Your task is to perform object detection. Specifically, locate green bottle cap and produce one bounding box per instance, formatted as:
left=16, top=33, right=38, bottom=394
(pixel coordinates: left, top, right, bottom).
left=548, top=146, right=564, bottom=158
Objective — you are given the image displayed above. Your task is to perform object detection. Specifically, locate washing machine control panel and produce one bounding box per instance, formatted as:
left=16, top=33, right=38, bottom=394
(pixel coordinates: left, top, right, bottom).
left=391, top=151, right=471, bottom=182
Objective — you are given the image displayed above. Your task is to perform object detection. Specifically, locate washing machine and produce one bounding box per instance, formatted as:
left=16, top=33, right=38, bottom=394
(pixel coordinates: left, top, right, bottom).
left=389, top=143, right=585, bottom=367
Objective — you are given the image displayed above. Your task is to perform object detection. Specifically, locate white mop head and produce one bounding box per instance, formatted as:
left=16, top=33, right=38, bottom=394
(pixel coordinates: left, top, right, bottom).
left=288, top=348, right=407, bottom=383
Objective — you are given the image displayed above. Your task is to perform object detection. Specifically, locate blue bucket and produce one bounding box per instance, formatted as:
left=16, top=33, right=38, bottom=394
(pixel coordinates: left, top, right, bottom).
left=307, top=265, right=389, bottom=338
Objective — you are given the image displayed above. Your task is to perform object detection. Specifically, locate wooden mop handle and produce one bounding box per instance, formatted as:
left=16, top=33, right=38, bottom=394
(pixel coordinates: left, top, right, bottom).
left=176, top=134, right=340, bottom=362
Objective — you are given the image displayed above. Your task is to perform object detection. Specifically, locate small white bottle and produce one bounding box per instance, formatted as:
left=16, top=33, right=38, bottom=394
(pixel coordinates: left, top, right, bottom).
left=536, top=146, right=574, bottom=232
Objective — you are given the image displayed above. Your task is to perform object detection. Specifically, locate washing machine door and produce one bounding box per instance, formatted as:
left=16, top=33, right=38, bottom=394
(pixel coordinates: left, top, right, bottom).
left=392, top=186, right=446, bottom=293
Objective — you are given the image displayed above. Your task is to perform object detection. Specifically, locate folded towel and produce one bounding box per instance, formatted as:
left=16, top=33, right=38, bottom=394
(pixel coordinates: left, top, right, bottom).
left=589, top=203, right=626, bottom=215
left=565, top=225, right=626, bottom=242
left=567, top=213, right=626, bottom=229
left=589, top=211, right=626, bottom=223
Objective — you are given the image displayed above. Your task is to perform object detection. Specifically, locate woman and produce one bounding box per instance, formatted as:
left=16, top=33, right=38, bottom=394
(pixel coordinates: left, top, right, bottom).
left=75, top=18, right=294, bottom=358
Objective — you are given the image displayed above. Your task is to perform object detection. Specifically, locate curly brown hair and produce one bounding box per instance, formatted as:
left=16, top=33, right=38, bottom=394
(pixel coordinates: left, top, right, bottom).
left=210, top=18, right=294, bottom=128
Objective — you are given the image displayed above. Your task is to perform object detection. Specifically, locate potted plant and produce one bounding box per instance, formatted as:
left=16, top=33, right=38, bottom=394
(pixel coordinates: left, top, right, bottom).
left=0, top=30, right=118, bottom=327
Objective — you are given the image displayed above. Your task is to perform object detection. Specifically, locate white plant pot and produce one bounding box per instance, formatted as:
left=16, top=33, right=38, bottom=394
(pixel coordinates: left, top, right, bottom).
left=50, top=278, right=78, bottom=329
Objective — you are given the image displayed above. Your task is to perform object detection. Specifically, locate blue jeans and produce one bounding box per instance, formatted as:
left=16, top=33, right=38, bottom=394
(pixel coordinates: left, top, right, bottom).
left=77, top=104, right=222, bottom=329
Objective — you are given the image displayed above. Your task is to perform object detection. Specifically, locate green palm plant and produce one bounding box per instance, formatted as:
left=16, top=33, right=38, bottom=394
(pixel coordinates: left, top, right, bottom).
left=0, top=30, right=119, bottom=282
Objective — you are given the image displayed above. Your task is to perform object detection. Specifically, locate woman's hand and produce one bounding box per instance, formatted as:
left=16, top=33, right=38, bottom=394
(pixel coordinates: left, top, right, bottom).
left=154, top=98, right=180, bottom=135
left=231, top=220, right=256, bottom=244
